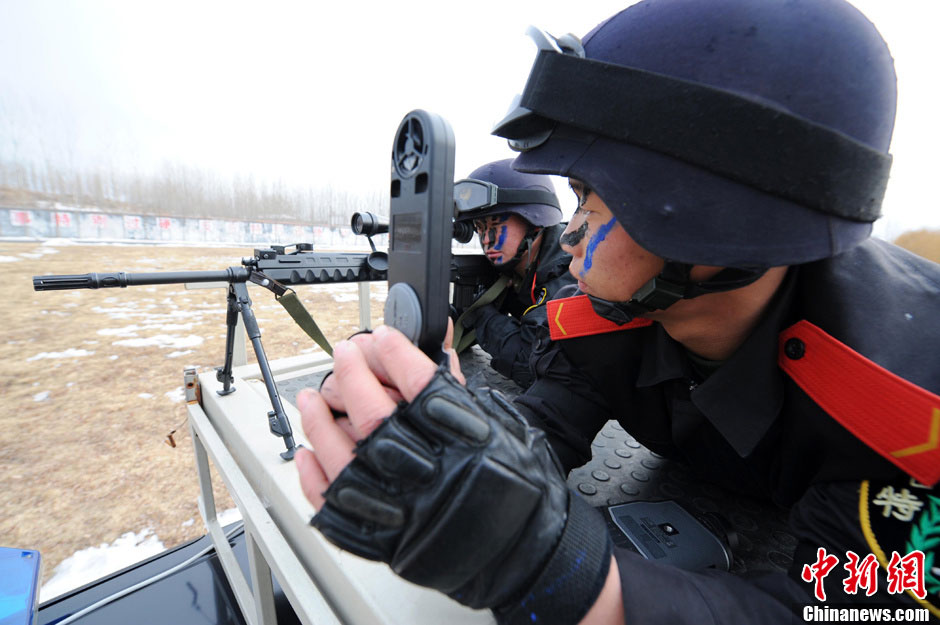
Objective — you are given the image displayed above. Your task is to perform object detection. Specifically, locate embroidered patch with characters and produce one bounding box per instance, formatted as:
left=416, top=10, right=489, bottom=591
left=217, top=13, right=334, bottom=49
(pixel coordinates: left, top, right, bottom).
left=860, top=477, right=940, bottom=618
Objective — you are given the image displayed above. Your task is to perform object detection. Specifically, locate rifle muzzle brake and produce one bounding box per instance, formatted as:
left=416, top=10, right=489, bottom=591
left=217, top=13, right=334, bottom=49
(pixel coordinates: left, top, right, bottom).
left=33, top=272, right=129, bottom=291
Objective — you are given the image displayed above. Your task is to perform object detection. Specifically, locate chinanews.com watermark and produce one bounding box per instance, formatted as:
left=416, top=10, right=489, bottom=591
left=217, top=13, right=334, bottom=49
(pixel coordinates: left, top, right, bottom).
left=802, top=605, right=930, bottom=622
left=799, top=547, right=933, bottom=623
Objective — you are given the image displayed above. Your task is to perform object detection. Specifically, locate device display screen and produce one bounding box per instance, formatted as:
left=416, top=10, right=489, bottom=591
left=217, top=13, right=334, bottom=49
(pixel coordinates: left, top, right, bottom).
left=391, top=213, right=423, bottom=253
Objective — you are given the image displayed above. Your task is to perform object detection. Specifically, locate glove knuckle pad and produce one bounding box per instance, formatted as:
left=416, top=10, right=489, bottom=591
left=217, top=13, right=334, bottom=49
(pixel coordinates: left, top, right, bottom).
left=422, top=395, right=491, bottom=443
left=332, top=485, right=405, bottom=528
left=484, top=389, right=529, bottom=440
left=364, top=437, right=436, bottom=484
left=393, top=456, right=541, bottom=591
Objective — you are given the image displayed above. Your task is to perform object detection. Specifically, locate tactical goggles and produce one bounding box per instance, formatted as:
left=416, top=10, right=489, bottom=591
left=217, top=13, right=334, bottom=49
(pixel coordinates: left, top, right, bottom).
left=492, top=27, right=890, bottom=222
left=453, top=178, right=560, bottom=214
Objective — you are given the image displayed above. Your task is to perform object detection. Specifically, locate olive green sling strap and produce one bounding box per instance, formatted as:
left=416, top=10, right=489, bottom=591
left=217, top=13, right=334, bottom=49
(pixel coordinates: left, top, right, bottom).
left=451, top=274, right=511, bottom=354
left=276, top=290, right=334, bottom=356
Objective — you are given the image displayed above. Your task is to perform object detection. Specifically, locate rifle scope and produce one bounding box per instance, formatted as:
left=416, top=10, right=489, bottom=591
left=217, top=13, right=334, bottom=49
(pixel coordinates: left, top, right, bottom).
left=351, top=212, right=389, bottom=237
left=351, top=212, right=474, bottom=244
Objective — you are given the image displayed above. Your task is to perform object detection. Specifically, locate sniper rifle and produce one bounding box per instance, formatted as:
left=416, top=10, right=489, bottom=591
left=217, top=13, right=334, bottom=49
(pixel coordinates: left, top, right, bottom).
left=32, top=221, right=495, bottom=461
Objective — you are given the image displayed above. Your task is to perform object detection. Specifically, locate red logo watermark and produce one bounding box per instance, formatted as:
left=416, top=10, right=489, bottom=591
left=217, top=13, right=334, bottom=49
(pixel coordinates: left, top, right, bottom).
left=801, top=547, right=927, bottom=601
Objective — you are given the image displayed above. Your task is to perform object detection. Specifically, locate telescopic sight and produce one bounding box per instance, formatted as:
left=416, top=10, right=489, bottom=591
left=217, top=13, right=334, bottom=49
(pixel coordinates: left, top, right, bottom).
left=351, top=212, right=389, bottom=237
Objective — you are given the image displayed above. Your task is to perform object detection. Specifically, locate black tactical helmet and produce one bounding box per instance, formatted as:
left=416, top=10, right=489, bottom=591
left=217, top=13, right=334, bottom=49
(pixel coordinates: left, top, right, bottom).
left=454, top=159, right=562, bottom=228
left=494, top=0, right=896, bottom=270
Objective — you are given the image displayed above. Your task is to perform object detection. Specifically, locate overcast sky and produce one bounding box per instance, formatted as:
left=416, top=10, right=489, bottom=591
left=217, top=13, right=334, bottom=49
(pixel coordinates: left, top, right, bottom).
left=0, top=0, right=937, bottom=239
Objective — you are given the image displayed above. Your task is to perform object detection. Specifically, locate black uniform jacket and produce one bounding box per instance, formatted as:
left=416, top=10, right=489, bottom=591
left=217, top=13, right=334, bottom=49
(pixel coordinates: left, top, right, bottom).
left=514, top=239, right=940, bottom=623
left=472, top=223, right=575, bottom=388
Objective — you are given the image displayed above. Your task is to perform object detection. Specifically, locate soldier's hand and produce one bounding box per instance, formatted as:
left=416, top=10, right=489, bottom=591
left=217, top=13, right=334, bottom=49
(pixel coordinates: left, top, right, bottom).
left=295, top=322, right=464, bottom=504
left=295, top=323, right=612, bottom=625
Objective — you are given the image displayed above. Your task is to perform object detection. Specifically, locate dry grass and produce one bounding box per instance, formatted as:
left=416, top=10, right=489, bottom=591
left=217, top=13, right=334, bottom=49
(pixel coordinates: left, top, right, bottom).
left=893, top=228, right=940, bottom=264
left=0, top=241, right=384, bottom=587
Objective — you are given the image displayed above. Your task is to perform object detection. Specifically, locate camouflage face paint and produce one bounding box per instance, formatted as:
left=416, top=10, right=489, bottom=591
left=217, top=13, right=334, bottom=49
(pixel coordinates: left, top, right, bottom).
left=579, top=217, right=617, bottom=279
left=477, top=215, right=512, bottom=262
left=494, top=225, right=508, bottom=251
left=480, top=226, right=498, bottom=248
left=559, top=221, right=588, bottom=247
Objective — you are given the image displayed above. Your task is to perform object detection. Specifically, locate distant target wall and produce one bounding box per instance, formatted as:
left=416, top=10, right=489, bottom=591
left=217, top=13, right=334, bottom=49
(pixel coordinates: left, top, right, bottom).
left=0, top=206, right=378, bottom=249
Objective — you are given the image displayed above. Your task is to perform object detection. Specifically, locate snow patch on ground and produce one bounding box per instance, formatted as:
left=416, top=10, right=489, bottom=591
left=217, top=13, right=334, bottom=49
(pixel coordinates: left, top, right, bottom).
left=26, top=349, right=95, bottom=362
left=112, top=334, right=204, bottom=349
left=97, top=324, right=143, bottom=337
left=165, top=387, right=185, bottom=403
left=324, top=282, right=388, bottom=304
left=38, top=507, right=244, bottom=602
left=328, top=284, right=362, bottom=303
left=39, top=529, right=166, bottom=602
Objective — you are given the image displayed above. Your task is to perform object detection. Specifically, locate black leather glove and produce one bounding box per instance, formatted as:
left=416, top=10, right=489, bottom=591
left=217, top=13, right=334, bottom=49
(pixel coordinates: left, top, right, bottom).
left=311, top=367, right=612, bottom=625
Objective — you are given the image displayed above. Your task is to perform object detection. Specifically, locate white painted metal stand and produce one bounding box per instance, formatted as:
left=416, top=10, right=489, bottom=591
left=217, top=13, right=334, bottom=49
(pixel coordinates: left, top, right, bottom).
left=188, top=392, right=336, bottom=625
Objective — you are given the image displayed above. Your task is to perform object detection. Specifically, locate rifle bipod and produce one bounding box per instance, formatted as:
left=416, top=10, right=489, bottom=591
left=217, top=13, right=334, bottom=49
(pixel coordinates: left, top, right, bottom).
left=215, top=274, right=298, bottom=461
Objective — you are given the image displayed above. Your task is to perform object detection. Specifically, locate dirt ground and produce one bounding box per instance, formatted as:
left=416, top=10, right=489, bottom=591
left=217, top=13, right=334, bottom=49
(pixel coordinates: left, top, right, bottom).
left=0, top=240, right=386, bottom=587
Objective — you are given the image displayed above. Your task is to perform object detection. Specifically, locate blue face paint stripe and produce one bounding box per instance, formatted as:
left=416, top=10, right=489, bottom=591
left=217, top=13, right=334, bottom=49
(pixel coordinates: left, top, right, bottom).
left=495, top=225, right=508, bottom=250
left=580, top=217, right=616, bottom=279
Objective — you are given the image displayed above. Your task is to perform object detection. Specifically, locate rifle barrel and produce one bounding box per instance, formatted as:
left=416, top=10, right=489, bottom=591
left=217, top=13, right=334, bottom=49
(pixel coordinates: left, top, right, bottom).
left=33, top=269, right=248, bottom=291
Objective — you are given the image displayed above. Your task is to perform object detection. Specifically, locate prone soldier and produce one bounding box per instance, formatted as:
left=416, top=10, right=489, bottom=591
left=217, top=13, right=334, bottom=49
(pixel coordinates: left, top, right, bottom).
left=453, top=158, right=574, bottom=387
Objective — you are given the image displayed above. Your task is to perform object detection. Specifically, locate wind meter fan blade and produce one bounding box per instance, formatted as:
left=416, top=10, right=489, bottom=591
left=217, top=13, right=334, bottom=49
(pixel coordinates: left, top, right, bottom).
left=385, top=110, right=456, bottom=365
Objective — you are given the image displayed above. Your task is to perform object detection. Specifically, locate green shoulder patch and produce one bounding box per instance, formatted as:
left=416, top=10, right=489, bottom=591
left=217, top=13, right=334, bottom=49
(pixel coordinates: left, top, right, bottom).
left=860, top=478, right=940, bottom=618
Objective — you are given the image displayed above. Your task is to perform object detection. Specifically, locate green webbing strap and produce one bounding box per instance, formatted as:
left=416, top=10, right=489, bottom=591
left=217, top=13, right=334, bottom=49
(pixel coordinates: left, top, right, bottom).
left=276, top=290, right=333, bottom=356
left=452, top=274, right=511, bottom=354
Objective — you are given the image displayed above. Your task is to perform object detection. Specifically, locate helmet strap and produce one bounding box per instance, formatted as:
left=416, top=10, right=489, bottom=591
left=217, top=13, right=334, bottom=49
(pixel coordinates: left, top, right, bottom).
left=587, top=261, right=768, bottom=323
left=496, top=225, right=542, bottom=274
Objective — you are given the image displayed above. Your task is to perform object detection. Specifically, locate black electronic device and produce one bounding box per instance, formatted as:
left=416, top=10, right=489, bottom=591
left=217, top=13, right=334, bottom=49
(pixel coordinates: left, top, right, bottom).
left=384, top=110, right=456, bottom=365
left=604, top=500, right=734, bottom=572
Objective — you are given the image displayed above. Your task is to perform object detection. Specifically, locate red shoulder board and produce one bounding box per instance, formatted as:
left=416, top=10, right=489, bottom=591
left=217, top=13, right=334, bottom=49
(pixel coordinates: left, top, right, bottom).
left=546, top=295, right=652, bottom=341
left=778, top=320, right=940, bottom=487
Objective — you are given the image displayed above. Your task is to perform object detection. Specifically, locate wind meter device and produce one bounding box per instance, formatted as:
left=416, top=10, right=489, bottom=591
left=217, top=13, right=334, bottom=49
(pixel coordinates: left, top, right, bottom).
left=385, top=110, right=456, bottom=365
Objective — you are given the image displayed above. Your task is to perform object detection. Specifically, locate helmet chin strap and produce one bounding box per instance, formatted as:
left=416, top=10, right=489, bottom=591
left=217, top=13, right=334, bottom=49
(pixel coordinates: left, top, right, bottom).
left=587, top=261, right=768, bottom=324
left=495, top=225, right=542, bottom=274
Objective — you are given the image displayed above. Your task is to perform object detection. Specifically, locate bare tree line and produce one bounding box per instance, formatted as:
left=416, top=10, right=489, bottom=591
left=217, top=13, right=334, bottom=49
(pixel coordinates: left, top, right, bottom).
left=0, top=158, right=385, bottom=227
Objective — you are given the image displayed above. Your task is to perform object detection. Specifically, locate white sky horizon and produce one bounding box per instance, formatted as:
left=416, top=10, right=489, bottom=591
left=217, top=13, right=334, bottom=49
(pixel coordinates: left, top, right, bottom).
left=0, top=0, right=937, bottom=241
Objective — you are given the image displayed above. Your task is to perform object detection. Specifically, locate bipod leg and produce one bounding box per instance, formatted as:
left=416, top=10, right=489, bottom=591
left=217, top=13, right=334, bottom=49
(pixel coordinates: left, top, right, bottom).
left=230, top=282, right=298, bottom=461
left=216, top=285, right=239, bottom=395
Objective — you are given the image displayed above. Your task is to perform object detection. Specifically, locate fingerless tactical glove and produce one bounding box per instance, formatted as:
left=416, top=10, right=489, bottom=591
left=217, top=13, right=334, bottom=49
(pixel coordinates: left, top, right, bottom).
left=311, top=368, right=611, bottom=625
